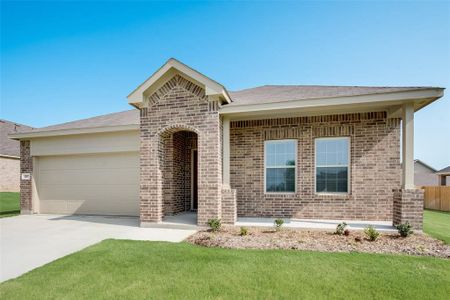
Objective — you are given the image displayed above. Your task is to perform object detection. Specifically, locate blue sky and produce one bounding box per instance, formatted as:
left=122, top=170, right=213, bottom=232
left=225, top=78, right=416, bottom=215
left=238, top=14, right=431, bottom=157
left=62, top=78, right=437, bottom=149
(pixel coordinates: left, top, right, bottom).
left=1, top=1, right=449, bottom=169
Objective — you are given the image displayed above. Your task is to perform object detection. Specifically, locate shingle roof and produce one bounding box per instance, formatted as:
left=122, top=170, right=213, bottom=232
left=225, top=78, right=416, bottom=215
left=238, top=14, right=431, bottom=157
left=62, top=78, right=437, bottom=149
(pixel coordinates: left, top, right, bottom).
left=437, top=166, right=450, bottom=175
left=228, top=85, right=435, bottom=106
left=14, top=85, right=440, bottom=136
left=27, top=109, right=139, bottom=132
left=0, top=119, right=33, bottom=156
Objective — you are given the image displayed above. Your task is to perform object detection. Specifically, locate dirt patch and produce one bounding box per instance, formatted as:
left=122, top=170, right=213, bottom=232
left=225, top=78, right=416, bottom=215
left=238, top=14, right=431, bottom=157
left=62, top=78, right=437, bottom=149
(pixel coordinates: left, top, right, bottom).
left=186, top=226, right=450, bottom=258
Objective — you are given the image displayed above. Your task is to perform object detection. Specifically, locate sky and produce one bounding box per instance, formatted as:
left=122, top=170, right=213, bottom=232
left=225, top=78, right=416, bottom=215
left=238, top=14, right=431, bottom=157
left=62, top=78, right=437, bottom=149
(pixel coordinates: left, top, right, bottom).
left=1, top=1, right=449, bottom=169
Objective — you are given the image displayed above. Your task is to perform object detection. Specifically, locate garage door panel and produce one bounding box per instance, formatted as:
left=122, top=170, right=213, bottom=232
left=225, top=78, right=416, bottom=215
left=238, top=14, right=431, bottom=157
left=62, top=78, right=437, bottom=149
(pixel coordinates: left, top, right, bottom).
left=37, top=152, right=139, bottom=216
left=39, top=168, right=137, bottom=185
left=38, top=152, right=139, bottom=170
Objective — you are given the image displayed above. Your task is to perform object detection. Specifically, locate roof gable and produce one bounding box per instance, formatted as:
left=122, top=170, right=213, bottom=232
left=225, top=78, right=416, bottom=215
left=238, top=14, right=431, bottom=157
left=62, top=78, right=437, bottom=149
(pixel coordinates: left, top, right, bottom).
left=128, top=58, right=231, bottom=106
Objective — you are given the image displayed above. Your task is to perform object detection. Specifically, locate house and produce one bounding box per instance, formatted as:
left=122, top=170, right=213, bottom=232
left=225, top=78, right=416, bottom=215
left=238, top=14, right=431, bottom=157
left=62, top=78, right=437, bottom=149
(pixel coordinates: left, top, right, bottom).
left=0, top=120, right=33, bottom=192
left=414, top=159, right=438, bottom=186
left=10, top=59, right=445, bottom=229
left=436, top=166, right=450, bottom=186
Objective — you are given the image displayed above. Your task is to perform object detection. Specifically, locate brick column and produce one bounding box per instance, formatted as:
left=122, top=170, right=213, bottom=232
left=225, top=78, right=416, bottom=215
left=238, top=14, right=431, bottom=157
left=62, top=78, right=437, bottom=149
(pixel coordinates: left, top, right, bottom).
left=20, top=141, right=33, bottom=214
left=393, top=188, right=424, bottom=230
left=221, top=188, right=237, bottom=224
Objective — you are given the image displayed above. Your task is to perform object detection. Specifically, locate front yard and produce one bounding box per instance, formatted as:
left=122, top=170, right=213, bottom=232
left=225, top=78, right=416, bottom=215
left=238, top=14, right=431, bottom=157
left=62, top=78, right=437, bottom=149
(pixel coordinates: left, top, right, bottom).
left=0, top=192, right=20, bottom=218
left=424, top=209, right=450, bottom=244
left=0, top=240, right=449, bottom=299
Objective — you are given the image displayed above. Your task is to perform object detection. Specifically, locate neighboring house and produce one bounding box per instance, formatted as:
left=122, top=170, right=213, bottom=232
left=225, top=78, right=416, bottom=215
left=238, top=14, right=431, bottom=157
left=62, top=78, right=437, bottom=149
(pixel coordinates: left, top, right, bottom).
left=414, top=159, right=438, bottom=186
left=10, top=59, right=445, bottom=229
left=0, top=120, right=33, bottom=192
left=436, top=166, right=450, bottom=186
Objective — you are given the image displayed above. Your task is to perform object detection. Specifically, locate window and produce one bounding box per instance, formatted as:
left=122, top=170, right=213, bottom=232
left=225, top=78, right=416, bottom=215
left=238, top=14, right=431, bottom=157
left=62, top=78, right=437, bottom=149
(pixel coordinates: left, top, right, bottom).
left=315, top=137, right=350, bottom=193
left=265, top=140, right=297, bottom=193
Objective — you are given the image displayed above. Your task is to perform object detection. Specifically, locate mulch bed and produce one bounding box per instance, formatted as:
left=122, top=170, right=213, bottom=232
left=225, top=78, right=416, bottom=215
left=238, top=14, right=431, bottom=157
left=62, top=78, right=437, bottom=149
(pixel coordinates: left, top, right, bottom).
left=186, top=226, right=450, bottom=258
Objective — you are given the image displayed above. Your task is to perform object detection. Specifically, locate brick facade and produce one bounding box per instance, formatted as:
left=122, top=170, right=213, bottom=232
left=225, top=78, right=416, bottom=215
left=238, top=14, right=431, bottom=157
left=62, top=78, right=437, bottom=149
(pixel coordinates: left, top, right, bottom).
left=139, top=74, right=224, bottom=225
left=18, top=75, right=422, bottom=228
left=230, top=112, right=402, bottom=221
left=393, top=189, right=424, bottom=229
left=19, top=141, right=32, bottom=214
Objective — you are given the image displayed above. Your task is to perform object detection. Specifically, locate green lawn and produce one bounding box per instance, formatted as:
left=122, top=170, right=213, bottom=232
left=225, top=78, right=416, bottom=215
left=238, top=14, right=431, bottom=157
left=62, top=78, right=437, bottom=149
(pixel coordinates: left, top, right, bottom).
left=0, top=192, right=20, bottom=218
left=1, top=240, right=449, bottom=299
left=424, top=209, right=450, bottom=244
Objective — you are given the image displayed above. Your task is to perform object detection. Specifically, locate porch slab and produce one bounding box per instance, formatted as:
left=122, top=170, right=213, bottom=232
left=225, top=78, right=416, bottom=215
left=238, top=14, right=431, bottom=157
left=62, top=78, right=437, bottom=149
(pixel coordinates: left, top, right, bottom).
left=141, top=212, right=198, bottom=230
left=236, top=217, right=396, bottom=232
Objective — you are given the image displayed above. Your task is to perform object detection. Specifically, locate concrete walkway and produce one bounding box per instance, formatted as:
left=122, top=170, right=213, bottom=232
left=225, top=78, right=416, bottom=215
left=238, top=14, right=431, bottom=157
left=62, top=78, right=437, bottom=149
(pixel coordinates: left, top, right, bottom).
left=0, top=214, right=196, bottom=282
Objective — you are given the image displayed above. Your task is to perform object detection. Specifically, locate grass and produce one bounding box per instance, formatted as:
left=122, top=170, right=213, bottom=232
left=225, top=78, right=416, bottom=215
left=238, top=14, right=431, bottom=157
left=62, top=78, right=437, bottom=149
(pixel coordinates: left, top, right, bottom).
left=424, top=209, right=450, bottom=244
left=1, top=240, right=449, bottom=299
left=0, top=192, right=20, bottom=218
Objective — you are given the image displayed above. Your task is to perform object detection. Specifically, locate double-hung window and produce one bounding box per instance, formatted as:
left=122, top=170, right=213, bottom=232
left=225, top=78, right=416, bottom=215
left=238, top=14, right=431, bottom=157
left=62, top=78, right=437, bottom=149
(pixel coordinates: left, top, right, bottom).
left=265, top=140, right=297, bottom=193
left=315, top=137, right=350, bottom=193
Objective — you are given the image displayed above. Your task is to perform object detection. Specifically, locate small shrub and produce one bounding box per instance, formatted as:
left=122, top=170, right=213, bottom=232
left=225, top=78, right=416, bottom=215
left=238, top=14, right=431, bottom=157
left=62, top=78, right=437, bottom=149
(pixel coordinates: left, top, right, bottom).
left=274, top=219, right=284, bottom=230
left=364, top=225, right=380, bottom=241
left=335, top=222, right=348, bottom=235
left=355, top=236, right=362, bottom=243
left=396, top=222, right=413, bottom=237
left=240, top=226, right=248, bottom=236
left=344, top=229, right=350, bottom=236
left=207, top=218, right=221, bottom=232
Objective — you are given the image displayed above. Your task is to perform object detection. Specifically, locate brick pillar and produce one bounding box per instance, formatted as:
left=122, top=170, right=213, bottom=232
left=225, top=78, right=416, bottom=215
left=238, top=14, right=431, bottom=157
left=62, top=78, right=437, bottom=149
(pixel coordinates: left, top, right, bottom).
left=393, top=188, right=424, bottom=230
left=221, top=188, right=237, bottom=224
left=20, top=141, right=33, bottom=214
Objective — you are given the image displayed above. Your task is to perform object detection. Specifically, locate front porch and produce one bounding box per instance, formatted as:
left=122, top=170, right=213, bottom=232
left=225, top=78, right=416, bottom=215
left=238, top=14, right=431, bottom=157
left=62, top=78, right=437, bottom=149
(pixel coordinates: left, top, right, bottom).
left=146, top=211, right=396, bottom=232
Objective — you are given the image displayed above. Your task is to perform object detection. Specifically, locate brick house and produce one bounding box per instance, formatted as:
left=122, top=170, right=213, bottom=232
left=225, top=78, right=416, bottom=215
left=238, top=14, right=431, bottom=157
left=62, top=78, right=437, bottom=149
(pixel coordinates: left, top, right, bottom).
left=11, top=59, right=445, bottom=229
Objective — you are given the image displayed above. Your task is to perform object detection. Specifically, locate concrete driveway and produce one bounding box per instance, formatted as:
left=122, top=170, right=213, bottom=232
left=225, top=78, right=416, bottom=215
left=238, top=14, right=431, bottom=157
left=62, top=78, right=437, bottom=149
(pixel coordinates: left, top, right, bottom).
left=0, top=214, right=196, bottom=282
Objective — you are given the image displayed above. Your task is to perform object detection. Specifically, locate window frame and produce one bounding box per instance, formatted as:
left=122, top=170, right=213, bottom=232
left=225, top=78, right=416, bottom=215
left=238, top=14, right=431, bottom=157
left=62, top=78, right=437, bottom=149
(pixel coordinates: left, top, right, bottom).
left=314, top=137, right=351, bottom=195
left=264, top=139, right=298, bottom=194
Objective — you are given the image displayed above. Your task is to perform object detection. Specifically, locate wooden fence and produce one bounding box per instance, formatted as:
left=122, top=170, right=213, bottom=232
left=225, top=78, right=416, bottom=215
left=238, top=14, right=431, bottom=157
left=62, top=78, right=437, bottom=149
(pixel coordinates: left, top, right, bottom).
left=421, top=186, right=450, bottom=212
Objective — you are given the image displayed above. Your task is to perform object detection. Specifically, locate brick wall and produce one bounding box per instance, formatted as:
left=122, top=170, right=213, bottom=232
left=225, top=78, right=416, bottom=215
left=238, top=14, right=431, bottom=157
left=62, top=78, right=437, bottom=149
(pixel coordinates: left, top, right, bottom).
left=393, top=189, right=423, bottom=229
left=230, top=112, right=401, bottom=221
left=0, top=156, right=20, bottom=192
left=140, top=74, right=222, bottom=225
left=20, top=141, right=32, bottom=214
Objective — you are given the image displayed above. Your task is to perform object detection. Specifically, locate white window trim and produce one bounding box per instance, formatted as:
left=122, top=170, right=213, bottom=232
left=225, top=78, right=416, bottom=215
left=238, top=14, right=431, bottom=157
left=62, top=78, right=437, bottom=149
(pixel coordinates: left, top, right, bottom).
left=314, top=137, right=351, bottom=195
left=264, top=139, right=298, bottom=194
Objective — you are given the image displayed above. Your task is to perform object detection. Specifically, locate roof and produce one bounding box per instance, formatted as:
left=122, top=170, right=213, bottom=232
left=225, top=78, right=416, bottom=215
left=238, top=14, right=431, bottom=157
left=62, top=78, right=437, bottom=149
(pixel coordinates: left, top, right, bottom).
left=437, top=166, right=450, bottom=175
left=414, top=159, right=437, bottom=172
left=228, top=85, right=437, bottom=106
left=11, top=84, right=444, bottom=139
left=29, top=110, right=139, bottom=133
left=0, top=119, right=33, bottom=157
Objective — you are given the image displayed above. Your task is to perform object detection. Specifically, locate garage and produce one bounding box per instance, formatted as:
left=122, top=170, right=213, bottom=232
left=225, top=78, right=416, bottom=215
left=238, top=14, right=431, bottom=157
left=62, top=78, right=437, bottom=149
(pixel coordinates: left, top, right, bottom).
left=36, top=152, right=139, bottom=216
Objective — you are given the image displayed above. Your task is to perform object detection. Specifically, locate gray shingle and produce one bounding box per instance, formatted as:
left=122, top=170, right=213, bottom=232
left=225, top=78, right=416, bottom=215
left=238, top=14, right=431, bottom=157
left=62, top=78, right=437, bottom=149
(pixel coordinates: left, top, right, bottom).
left=0, top=120, right=33, bottom=156
left=14, top=85, right=440, bottom=135
left=228, top=85, right=436, bottom=106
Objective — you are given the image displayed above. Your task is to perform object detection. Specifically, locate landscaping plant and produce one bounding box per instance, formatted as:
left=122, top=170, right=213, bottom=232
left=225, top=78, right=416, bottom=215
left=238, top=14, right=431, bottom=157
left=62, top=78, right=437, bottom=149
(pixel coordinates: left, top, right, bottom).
left=396, top=222, right=413, bottom=237
left=207, top=218, right=221, bottom=232
left=240, top=227, right=248, bottom=236
left=335, top=222, right=347, bottom=235
left=274, top=219, right=284, bottom=230
left=364, top=225, right=380, bottom=241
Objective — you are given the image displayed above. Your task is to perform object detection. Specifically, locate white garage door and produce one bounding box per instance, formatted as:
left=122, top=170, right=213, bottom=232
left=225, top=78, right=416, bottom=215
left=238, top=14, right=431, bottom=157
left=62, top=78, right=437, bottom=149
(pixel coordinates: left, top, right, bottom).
left=37, top=152, right=139, bottom=216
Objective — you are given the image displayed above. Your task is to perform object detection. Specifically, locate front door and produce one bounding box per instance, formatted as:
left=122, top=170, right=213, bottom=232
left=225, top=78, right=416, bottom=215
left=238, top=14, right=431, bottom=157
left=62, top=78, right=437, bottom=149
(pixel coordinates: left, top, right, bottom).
left=192, top=149, right=198, bottom=210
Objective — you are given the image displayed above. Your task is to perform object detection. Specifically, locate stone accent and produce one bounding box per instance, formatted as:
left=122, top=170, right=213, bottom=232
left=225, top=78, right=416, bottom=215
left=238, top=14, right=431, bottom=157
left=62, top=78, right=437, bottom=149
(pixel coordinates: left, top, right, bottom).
left=140, top=74, right=222, bottom=226
left=20, top=141, right=33, bottom=214
left=230, top=112, right=401, bottom=221
left=221, top=188, right=237, bottom=224
left=393, top=189, right=424, bottom=230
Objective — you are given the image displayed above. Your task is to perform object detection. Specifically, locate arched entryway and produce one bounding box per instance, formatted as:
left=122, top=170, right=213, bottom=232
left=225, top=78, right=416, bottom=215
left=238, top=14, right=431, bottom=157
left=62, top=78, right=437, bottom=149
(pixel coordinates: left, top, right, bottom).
left=159, top=127, right=199, bottom=223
